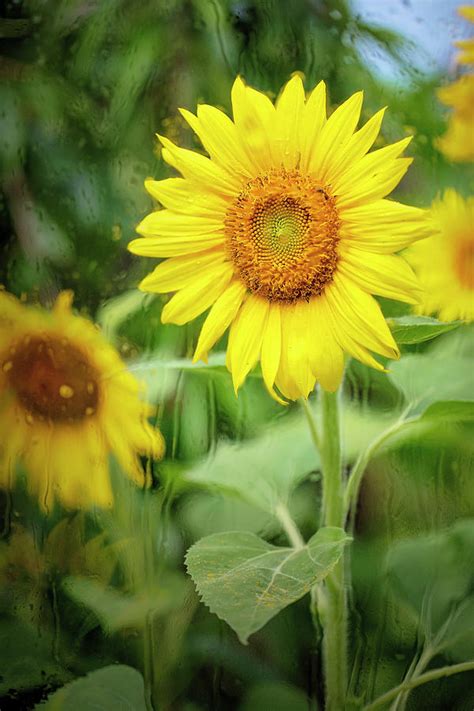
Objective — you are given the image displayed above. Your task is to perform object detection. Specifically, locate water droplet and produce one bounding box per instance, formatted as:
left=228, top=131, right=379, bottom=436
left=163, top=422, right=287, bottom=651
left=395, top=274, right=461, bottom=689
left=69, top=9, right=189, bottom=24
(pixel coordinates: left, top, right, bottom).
left=25, top=413, right=34, bottom=425
left=85, top=407, right=95, bottom=416
left=59, top=384, right=74, bottom=398
left=2, top=361, right=12, bottom=372
left=86, top=382, right=95, bottom=394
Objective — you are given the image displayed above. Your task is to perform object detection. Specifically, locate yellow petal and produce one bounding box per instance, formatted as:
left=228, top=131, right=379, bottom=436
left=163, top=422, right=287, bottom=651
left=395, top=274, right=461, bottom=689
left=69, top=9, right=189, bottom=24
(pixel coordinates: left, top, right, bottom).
left=336, top=157, right=413, bottom=209
left=324, top=107, right=386, bottom=185
left=136, top=209, right=223, bottom=238
left=306, top=297, right=345, bottom=392
left=144, top=178, right=227, bottom=217
left=179, top=105, right=254, bottom=178
left=139, top=249, right=227, bottom=293
left=333, top=136, right=412, bottom=199
left=231, top=76, right=276, bottom=172
left=275, top=303, right=315, bottom=400
left=158, top=134, right=241, bottom=196
left=308, top=91, right=364, bottom=179
left=340, top=200, right=433, bottom=253
left=274, top=74, right=305, bottom=168
left=193, top=280, right=247, bottom=362
left=128, top=232, right=225, bottom=258
left=227, top=294, right=269, bottom=392
left=161, top=262, right=234, bottom=325
left=260, top=304, right=285, bottom=403
left=326, top=276, right=399, bottom=360
left=300, top=80, right=327, bottom=171
left=338, top=249, right=422, bottom=304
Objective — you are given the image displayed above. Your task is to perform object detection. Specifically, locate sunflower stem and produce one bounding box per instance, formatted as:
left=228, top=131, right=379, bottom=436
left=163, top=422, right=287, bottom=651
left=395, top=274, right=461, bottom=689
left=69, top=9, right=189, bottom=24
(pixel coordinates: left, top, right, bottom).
left=318, top=388, right=347, bottom=711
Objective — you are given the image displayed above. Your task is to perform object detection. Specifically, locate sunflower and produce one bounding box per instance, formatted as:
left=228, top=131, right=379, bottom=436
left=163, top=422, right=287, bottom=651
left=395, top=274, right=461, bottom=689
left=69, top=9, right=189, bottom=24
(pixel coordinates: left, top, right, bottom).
left=129, top=76, right=430, bottom=402
left=0, top=291, right=164, bottom=509
left=436, top=76, right=474, bottom=162
left=436, top=6, right=474, bottom=162
left=406, top=190, right=474, bottom=322
left=455, top=6, right=474, bottom=65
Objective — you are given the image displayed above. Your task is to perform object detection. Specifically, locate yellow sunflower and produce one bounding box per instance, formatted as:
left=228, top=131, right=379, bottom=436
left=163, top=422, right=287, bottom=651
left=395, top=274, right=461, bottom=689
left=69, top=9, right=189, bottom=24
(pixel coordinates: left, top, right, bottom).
left=0, top=291, right=164, bottom=509
left=129, top=75, right=431, bottom=402
left=455, top=6, right=474, bottom=65
left=437, top=6, right=474, bottom=162
left=406, top=190, right=474, bottom=322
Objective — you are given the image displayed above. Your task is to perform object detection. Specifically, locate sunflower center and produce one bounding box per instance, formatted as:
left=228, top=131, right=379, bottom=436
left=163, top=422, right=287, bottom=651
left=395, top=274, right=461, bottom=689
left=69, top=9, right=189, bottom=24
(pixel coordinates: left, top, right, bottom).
left=455, top=238, right=474, bottom=290
left=3, top=336, right=99, bottom=422
left=225, top=169, right=340, bottom=302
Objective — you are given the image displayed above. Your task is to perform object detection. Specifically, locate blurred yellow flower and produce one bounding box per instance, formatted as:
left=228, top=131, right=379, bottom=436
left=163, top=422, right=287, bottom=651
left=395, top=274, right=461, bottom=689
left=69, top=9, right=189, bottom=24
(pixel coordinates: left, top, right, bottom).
left=129, top=76, right=430, bottom=402
left=456, top=6, right=474, bottom=64
left=437, top=6, right=474, bottom=162
left=0, top=291, right=164, bottom=509
left=436, top=76, right=474, bottom=162
left=407, top=190, right=474, bottom=322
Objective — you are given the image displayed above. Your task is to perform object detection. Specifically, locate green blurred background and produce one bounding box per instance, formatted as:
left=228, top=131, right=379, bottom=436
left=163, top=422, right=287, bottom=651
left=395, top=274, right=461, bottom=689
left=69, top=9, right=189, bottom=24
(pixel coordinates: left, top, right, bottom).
left=0, top=0, right=473, bottom=709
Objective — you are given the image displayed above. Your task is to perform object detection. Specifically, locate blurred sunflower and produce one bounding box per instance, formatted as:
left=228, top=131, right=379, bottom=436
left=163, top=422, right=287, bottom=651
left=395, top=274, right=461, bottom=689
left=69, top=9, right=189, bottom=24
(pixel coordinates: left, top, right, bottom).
left=406, top=190, right=474, bottom=322
left=129, top=75, right=430, bottom=402
left=437, top=5, right=474, bottom=162
left=455, top=5, right=474, bottom=64
left=0, top=291, right=164, bottom=509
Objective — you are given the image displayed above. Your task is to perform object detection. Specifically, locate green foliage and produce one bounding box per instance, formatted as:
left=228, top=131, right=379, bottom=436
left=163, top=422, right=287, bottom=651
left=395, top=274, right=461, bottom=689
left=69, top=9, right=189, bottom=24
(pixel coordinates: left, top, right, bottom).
left=387, top=520, right=474, bottom=662
left=388, top=353, right=474, bottom=414
left=186, top=527, right=350, bottom=643
left=63, top=574, right=187, bottom=634
left=37, top=665, right=147, bottom=710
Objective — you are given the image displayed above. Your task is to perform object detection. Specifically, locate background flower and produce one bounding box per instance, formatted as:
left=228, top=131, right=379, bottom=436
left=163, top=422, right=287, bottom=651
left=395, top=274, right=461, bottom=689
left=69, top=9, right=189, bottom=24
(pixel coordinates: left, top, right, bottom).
left=406, top=189, right=474, bottom=322
left=0, top=291, right=164, bottom=509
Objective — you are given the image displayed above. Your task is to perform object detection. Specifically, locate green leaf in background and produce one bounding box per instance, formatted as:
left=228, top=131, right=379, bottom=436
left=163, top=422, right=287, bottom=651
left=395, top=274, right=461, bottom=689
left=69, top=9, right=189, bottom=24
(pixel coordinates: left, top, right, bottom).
left=419, top=400, right=474, bottom=422
left=36, top=665, right=147, bottom=710
left=388, top=354, right=474, bottom=414
left=186, top=527, right=350, bottom=644
left=386, top=519, right=474, bottom=661
left=63, top=574, right=187, bottom=633
left=240, top=681, right=310, bottom=711
left=184, top=403, right=396, bottom=516
left=388, top=316, right=462, bottom=345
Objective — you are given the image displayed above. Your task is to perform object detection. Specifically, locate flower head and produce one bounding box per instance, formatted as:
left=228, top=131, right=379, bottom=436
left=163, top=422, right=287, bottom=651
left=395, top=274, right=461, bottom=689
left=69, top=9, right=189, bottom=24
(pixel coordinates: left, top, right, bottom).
left=129, top=76, right=430, bottom=402
left=0, top=291, right=164, bottom=509
left=436, top=76, right=474, bottom=162
left=406, top=190, right=474, bottom=322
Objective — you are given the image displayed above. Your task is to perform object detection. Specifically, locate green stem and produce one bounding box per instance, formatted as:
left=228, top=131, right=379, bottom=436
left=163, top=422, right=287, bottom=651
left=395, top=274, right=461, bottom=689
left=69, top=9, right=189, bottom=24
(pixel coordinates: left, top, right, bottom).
left=300, top=396, right=322, bottom=453
left=319, top=388, right=347, bottom=711
left=142, top=490, right=156, bottom=711
left=343, top=409, right=412, bottom=518
left=363, top=661, right=474, bottom=711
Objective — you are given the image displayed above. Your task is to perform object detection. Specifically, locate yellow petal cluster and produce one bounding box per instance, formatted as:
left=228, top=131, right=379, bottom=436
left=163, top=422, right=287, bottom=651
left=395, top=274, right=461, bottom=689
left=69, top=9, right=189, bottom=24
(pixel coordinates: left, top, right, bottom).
left=0, top=291, right=164, bottom=509
left=406, top=190, right=474, bottom=322
left=130, top=75, right=431, bottom=402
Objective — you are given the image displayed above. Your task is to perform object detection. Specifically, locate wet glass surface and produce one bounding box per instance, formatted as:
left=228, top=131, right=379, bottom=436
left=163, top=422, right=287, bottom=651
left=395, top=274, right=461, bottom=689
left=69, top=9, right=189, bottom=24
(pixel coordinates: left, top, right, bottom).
left=0, top=1, right=473, bottom=709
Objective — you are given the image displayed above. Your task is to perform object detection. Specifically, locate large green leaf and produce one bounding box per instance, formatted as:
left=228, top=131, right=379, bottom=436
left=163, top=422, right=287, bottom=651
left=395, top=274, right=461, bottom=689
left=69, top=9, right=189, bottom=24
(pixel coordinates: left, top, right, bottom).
left=419, top=400, right=474, bottom=422
left=37, top=665, right=147, bottom=710
left=186, top=527, right=350, bottom=644
left=386, top=519, right=474, bottom=661
left=388, top=316, right=461, bottom=345
left=184, top=403, right=395, bottom=515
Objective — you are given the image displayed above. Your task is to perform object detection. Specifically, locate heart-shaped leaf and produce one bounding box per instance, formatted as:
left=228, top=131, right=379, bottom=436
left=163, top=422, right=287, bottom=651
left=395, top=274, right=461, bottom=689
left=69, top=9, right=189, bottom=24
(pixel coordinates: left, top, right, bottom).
left=186, top=527, right=350, bottom=643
